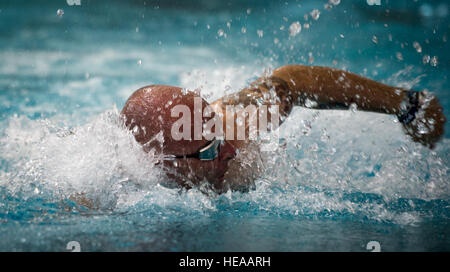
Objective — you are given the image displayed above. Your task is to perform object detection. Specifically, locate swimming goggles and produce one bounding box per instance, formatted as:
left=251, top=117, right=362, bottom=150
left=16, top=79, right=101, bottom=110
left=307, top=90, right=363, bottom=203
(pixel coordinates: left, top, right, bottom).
left=173, top=138, right=223, bottom=161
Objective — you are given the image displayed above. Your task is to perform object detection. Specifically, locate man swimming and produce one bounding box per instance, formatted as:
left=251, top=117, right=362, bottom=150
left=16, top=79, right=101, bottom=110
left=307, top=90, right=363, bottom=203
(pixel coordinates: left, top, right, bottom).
left=121, top=65, right=446, bottom=193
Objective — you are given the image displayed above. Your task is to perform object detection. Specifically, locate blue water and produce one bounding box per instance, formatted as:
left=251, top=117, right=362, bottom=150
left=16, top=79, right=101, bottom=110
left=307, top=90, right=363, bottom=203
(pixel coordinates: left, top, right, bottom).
left=0, top=0, right=449, bottom=251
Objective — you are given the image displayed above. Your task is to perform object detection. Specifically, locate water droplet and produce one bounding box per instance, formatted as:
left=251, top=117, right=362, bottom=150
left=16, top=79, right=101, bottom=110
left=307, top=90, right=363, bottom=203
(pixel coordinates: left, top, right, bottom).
left=56, top=9, right=64, bottom=17
left=273, top=38, right=279, bottom=44
left=217, top=29, right=224, bottom=37
left=310, top=9, right=320, bottom=20
left=396, top=52, right=403, bottom=61
left=241, top=27, right=247, bottom=34
left=423, top=55, right=431, bottom=64
left=413, top=41, right=422, bottom=53
left=132, top=126, right=140, bottom=135
left=308, top=52, right=314, bottom=64
left=330, top=0, right=341, bottom=5
left=137, top=59, right=142, bottom=65
left=349, top=103, right=358, bottom=113
left=417, top=122, right=429, bottom=134
left=289, top=21, right=302, bottom=37
left=430, top=56, right=438, bottom=67
left=247, top=8, right=252, bottom=15
left=257, top=30, right=264, bottom=38
left=372, top=35, right=378, bottom=44
left=304, top=98, right=318, bottom=108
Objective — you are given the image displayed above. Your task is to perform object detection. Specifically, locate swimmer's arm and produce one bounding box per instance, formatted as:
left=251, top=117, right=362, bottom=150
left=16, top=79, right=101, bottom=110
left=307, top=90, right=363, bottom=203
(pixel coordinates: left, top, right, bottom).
left=216, top=65, right=409, bottom=119
left=271, top=65, right=409, bottom=114
left=215, top=65, right=445, bottom=148
left=269, top=65, right=445, bottom=148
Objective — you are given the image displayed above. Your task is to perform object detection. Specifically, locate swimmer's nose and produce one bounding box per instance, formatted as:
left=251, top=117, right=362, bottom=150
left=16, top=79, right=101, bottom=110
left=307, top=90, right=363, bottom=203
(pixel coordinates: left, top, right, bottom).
left=219, top=140, right=236, bottom=161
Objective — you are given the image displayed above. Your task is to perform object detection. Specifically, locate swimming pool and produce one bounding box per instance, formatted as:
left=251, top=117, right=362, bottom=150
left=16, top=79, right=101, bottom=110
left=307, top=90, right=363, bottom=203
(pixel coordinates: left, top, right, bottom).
left=0, top=0, right=449, bottom=251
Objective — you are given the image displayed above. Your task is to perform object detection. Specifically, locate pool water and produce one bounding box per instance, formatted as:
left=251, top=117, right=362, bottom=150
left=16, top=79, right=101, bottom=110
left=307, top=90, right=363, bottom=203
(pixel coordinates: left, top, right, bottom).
left=0, top=0, right=449, bottom=251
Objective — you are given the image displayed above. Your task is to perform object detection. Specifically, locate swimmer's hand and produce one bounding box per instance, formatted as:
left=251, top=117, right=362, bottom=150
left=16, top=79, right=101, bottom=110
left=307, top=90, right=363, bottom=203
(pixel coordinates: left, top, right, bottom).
left=400, top=93, right=446, bottom=149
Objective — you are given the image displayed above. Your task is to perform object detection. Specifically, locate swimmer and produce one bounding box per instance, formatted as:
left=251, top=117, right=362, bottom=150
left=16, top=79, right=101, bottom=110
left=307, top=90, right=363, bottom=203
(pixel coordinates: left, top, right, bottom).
left=121, top=65, right=446, bottom=193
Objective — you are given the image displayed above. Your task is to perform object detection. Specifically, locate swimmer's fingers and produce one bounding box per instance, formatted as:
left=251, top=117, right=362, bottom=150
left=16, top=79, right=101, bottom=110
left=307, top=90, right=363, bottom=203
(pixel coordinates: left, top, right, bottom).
left=401, top=94, right=446, bottom=149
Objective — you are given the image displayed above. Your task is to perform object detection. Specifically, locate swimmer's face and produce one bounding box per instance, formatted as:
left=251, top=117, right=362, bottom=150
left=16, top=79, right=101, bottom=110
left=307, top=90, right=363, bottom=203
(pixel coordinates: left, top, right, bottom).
left=163, top=139, right=236, bottom=191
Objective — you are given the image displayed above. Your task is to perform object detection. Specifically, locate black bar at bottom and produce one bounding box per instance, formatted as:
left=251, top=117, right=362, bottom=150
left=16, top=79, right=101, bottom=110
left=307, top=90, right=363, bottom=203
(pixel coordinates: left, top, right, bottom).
left=0, top=252, right=447, bottom=271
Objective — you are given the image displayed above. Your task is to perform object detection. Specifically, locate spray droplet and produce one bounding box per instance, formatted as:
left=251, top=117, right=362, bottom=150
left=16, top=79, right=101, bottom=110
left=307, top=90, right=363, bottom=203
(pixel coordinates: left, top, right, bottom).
left=304, top=98, right=318, bottom=108
left=423, top=55, right=431, bottom=64
left=257, top=30, right=264, bottom=38
left=372, top=35, right=378, bottom=44
left=330, top=0, right=341, bottom=5
left=137, top=59, right=142, bottom=65
left=241, top=27, right=247, bottom=34
left=289, top=21, right=302, bottom=37
left=308, top=52, right=314, bottom=64
left=413, top=41, right=422, bottom=53
left=217, top=29, right=224, bottom=37
left=57, top=9, right=64, bottom=17
left=430, top=56, right=438, bottom=67
left=132, top=126, right=140, bottom=135
left=417, top=122, right=429, bottom=134
left=310, top=9, right=320, bottom=20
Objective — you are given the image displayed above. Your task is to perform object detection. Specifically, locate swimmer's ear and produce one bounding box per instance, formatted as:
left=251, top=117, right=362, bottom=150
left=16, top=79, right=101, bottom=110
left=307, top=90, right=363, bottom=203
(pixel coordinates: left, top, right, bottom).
left=400, top=94, right=446, bottom=149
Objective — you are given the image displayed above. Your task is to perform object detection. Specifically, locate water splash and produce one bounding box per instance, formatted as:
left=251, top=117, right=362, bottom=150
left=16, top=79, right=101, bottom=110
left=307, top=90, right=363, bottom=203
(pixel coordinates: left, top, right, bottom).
left=0, top=108, right=161, bottom=210
left=1, top=105, right=448, bottom=225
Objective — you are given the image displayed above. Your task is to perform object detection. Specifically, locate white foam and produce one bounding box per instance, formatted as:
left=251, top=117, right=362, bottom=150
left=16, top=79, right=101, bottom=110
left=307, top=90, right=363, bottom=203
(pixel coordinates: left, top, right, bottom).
left=1, top=108, right=160, bottom=209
